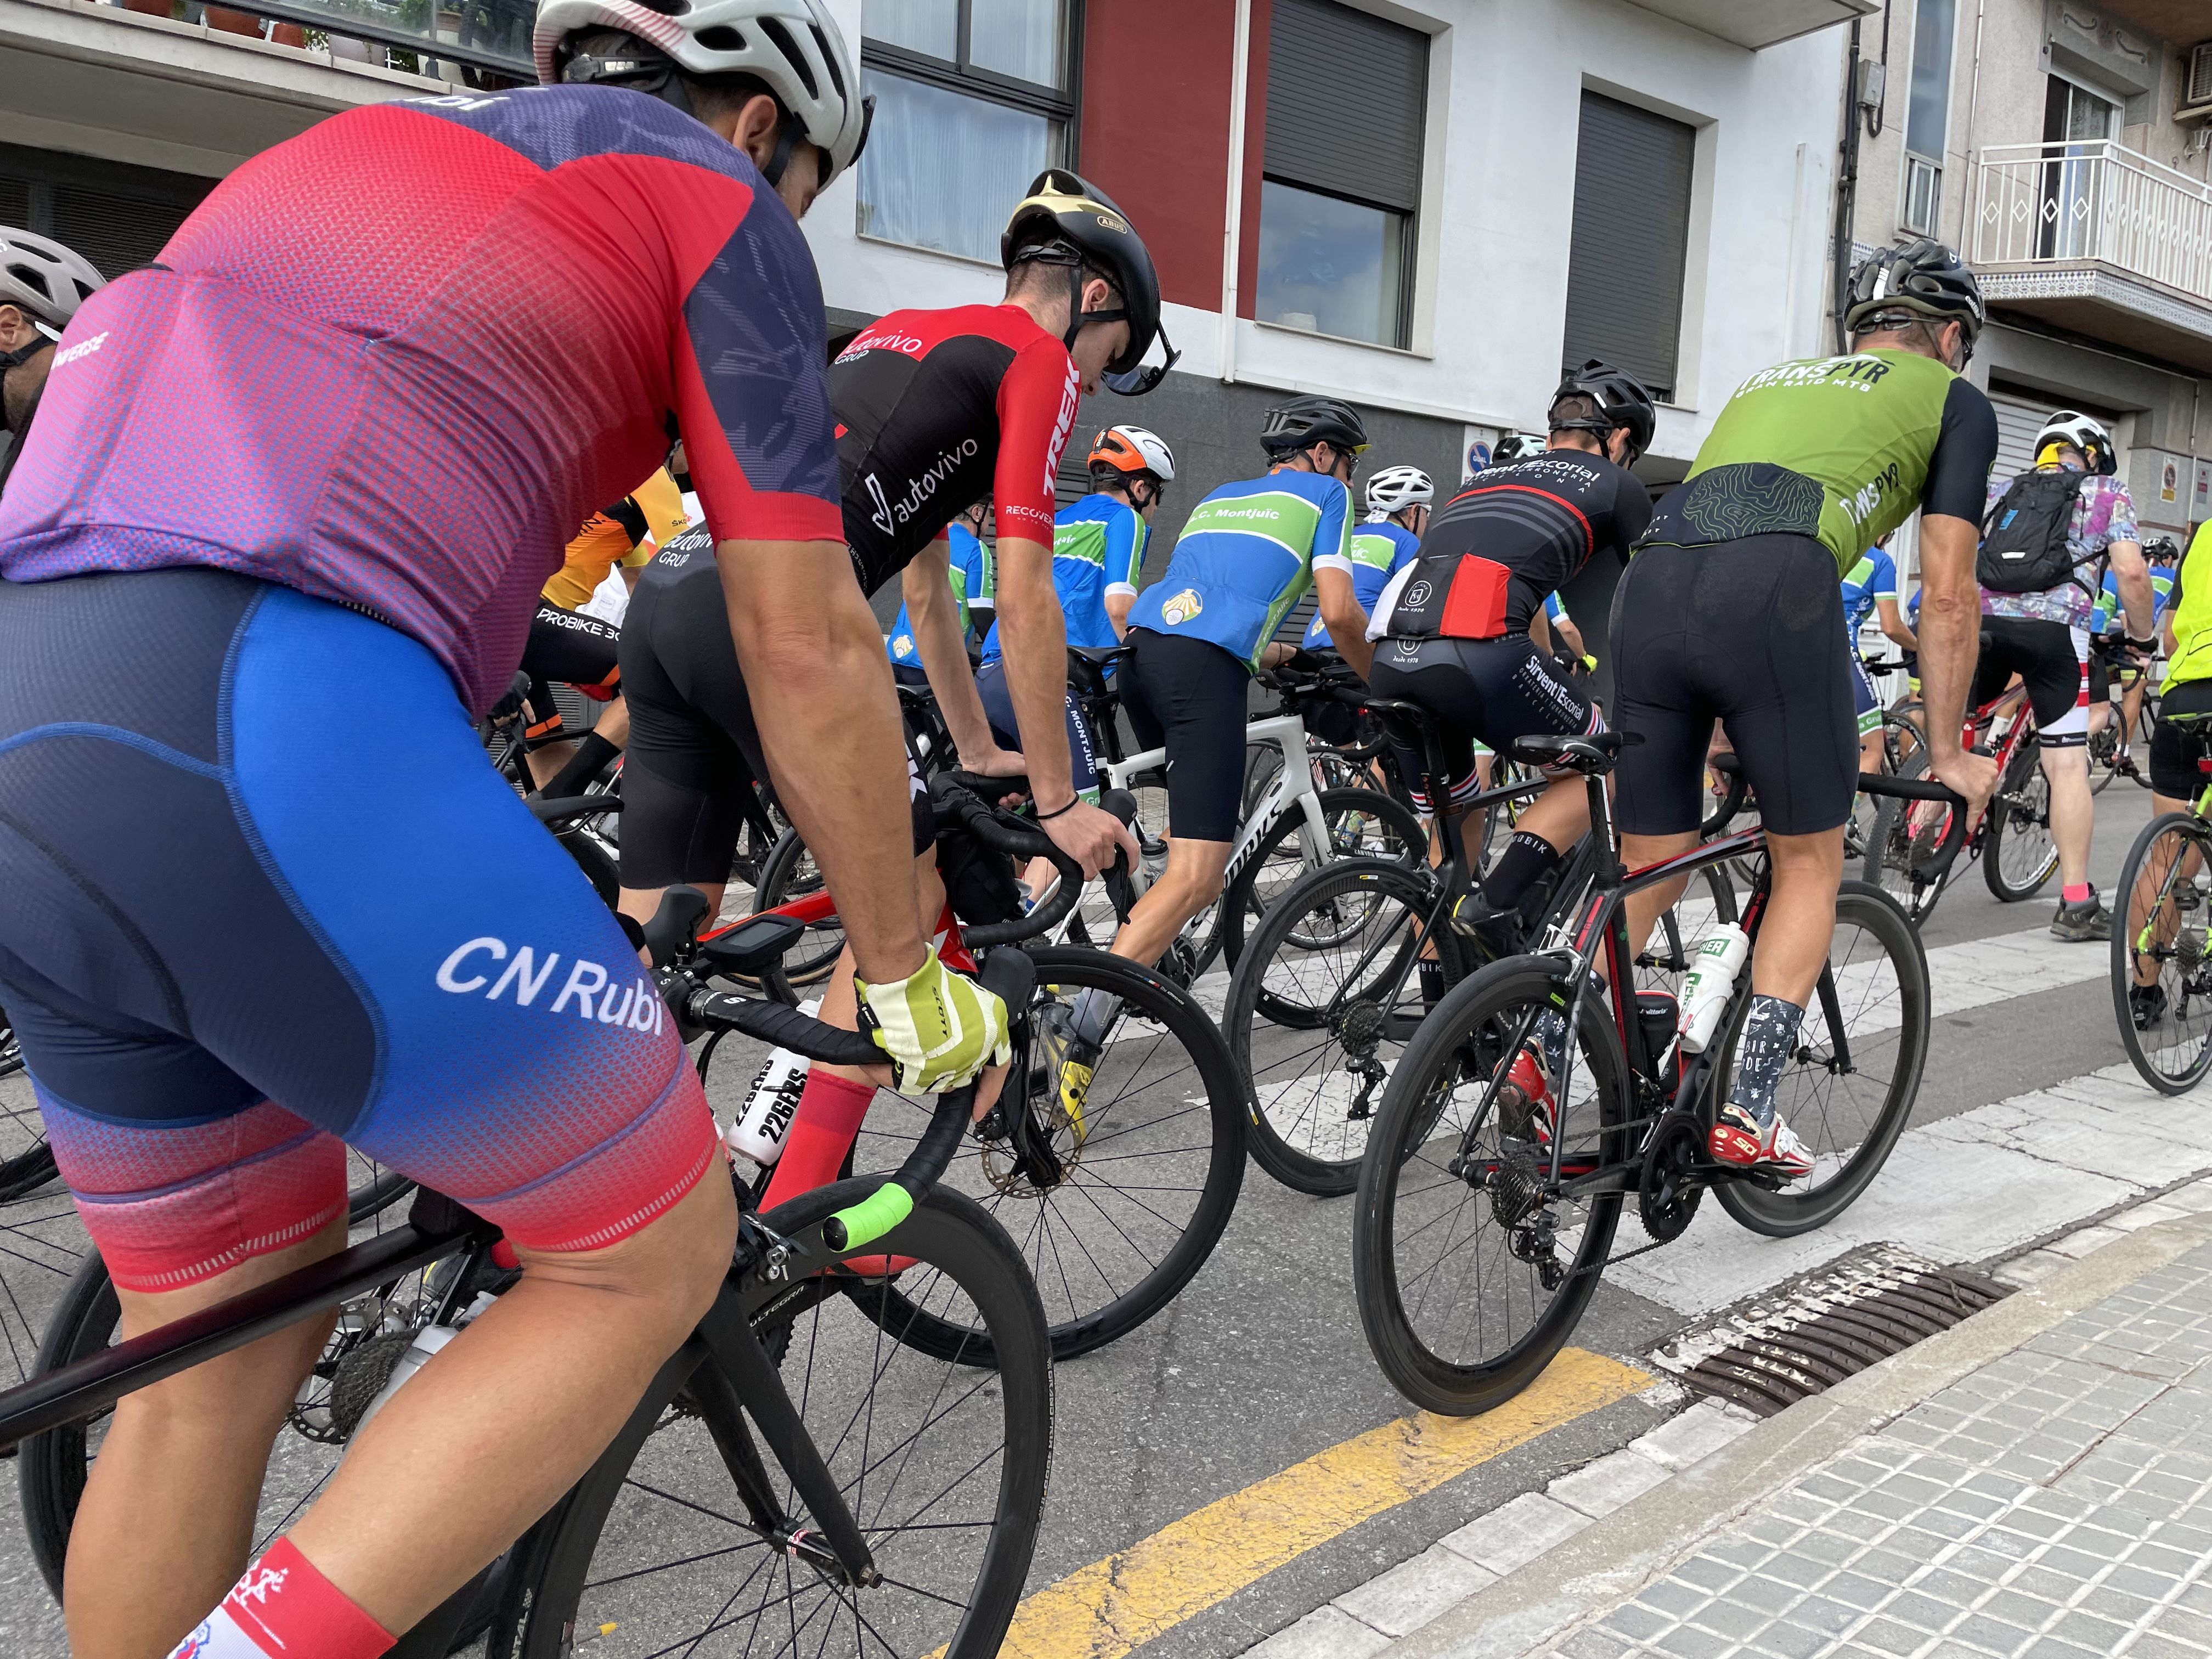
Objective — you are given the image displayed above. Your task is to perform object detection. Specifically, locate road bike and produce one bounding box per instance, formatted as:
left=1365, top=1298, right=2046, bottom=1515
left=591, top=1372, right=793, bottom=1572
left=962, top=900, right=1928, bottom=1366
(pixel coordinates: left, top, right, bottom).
left=1350, top=730, right=1960, bottom=1415
left=7, top=874, right=1052, bottom=1658
left=2112, top=713, right=2212, bottom=1092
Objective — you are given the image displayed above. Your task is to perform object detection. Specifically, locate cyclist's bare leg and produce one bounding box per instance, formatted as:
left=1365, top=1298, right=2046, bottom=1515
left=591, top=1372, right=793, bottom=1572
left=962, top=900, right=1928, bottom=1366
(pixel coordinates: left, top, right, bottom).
left=2121, top=675, right=2149, bottom=753
left=1751, top=828, right=1846, bottom=1003
left=1621, top=831, right=1698, bottom=960
left=1859, top=727, right=1886, bottom=774
left=1511, top=775, right=1588, bottom=851
left=2041, top=742, right=2095, bottom=889
left=2133, top=793, right=2203, bottom=986
left=66, top=1218, right=346, bottom=1659
left=1111, top=837, right=1233, bottom=967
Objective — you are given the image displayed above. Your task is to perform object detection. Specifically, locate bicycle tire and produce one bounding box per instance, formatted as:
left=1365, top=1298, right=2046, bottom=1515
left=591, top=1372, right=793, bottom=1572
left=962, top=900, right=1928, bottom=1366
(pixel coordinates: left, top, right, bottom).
left=501, top=1181, right=1051, bottom=1659
left=2087, top=722, right=2121, bottom=796
left=555, top=826, right=619, bottom=910
left=18, top=1165, right=445, bottom=1600
left=1860, top=749, right=1951, bottom=926
left=753, top=827, right=847, bottom=987
left=1710, top=882, right=1929, bottom=1235
left=0, top=1000, right=59, bottom=1201
left=1352, top=956, right=1629, bottom=1416
left=1228, top=857, right=1462, bottom=1197
left=1984, top=736, right=2059, bottom=903
left=2127, top=697, right=2158, bottom=788
left=1216, top=788, right=1427, bottom=977
left=2112, top=812, right=2212, bottom=1095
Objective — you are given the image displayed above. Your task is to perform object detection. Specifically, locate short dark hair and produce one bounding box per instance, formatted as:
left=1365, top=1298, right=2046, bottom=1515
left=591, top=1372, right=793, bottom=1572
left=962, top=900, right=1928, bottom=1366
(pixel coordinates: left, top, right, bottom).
left=1006, top=255, right=1122, bottom=309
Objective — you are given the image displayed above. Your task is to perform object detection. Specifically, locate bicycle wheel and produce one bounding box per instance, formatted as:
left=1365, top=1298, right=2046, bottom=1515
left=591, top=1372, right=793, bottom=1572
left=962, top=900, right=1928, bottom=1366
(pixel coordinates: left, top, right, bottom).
left=1984, top=736, right=2059, bottom=902
left=1217, top=787, right=1427, bottom=974
left=2113, top=812, right=2212, bottom=1094
left=1352, top=958, right=1630, bottom=1416
left=0, top=1001, right=59, bottom=1204
left=721, top=950, right=1245, bottom=1362
left=752, top=827, right=848, bottom=986
left=1860, top=749, right=1953, bottom=925
left=1711, top=882, right=1928, bottom=1235
left=2127, top=696, right=2158, bottom=788
left=505, top=1182, right=1051, bottom=1659
left=19, top=1160, right=454, bottom=1600
left=2087, top=721, right=2122, bottom=796
left=1228, top=859, right=1458, bottom=1197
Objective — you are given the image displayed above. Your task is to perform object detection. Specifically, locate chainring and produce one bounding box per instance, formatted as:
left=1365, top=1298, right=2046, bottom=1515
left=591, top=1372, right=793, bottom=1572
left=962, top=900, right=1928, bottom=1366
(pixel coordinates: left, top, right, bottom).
left=1638, top=1111, right=1706, bottom=1243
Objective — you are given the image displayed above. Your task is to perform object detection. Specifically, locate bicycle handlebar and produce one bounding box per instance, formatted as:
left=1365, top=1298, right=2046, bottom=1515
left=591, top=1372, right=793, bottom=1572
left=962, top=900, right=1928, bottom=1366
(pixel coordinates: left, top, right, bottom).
left=1855, top=769, right=1972, bottom=885
left=1699, top=754, right=1752, bottom=837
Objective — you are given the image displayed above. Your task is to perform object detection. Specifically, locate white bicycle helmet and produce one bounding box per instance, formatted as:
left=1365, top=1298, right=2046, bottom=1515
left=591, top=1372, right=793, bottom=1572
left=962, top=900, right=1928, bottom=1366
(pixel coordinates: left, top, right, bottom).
left=1490, top=432, right=1548, bottom=465
left=1088, top=424, right=1176, bottom=483
left=2034, top=410, right=2117, bottom=477
left=0, top=228, right=103, bottom=333
left=1365, top=465, right=1432, bottom=515
left=534, top=0, right=870, bottom=188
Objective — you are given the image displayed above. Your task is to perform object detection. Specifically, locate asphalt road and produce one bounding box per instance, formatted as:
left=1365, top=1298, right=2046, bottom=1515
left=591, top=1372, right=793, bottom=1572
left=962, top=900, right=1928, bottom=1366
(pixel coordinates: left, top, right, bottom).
left=0, top=779, right=2175, bottom=1657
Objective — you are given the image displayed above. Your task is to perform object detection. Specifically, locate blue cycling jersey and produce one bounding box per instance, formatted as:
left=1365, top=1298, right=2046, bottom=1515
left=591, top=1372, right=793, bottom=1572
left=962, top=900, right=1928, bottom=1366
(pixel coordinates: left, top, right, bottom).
left=1840, top=545, right=1898, bottom=637
left=1305, top=518, right=1418, bottom=650
left=982, top=492, right=1146, bottom=663
left=886, top=524, right=991, bottom=667
left=2089, top=563, right=2174, bottom=635
left=1129, top=469, right=1353, bottom=674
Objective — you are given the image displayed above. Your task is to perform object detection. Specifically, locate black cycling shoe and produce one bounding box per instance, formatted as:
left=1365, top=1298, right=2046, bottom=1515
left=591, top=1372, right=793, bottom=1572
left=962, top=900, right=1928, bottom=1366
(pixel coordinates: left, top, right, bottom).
left=1447, top=887, right=1521, bottom=960
left=2131, top=981, right=2169, bottom=1031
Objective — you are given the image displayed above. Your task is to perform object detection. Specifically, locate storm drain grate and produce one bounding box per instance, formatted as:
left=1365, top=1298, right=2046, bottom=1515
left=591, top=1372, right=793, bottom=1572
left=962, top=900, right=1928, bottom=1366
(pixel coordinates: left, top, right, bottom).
left=1650, top=1245, right=2012, bottom=1419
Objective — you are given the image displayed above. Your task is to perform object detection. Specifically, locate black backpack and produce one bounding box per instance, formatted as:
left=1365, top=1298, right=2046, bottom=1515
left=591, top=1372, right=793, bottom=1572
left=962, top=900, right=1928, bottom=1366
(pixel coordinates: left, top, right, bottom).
left=1977, top=470, right=2090, bottom=595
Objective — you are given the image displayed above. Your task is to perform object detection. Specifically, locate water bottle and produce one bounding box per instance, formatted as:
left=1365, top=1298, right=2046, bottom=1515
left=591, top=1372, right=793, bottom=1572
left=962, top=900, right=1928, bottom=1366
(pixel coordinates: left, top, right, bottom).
left=726, top=1000, right=821, bottom=1167
left=1678, top=923, right=1750, bottom=1053
left=352, top=1291, right=499, bottom=1438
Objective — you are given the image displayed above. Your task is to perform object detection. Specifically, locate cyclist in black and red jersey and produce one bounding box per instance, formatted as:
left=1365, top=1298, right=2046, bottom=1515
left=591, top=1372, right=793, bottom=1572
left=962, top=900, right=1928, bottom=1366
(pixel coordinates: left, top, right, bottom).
left=617, top=170, right=1162, bottom=1209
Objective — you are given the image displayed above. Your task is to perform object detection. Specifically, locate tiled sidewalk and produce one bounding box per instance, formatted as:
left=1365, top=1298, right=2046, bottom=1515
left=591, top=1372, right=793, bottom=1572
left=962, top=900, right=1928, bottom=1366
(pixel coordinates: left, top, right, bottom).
left=1552, top=1242, right=2212, bottom=1658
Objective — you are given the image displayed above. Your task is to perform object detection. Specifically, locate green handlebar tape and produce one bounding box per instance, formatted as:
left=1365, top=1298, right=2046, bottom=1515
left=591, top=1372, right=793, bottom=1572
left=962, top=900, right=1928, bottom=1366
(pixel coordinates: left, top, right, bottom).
left=822, top=1184, right=915, bottom=1252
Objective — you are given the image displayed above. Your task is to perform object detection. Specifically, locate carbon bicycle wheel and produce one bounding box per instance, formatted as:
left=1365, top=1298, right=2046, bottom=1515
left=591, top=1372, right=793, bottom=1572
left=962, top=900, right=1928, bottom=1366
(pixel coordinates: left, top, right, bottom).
left=1227, top=859, right=1460, bottom=1197
left=1352, top=957, right=1630, bottom=1416
left=504, top=1182, right=1051, bottom=1659
left=752, top=827, right=847, bottom=986
left=1216, top=788, right=1427, bottom=975
left=19, top=1160, right=447, bottom=1601
left=1711, top=883, right=1928, bottom=1235
left=0, top=1002, right=58, bottom=1204
left=1984, top=735, right=2059, bottom=903
left=2113, top=812, right=2212, bottom=1094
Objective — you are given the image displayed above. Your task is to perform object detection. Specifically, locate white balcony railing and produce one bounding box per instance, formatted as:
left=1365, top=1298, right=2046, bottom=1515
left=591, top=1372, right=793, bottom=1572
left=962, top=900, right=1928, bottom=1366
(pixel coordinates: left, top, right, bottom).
left=1972, top=139, right=2212, bottom=307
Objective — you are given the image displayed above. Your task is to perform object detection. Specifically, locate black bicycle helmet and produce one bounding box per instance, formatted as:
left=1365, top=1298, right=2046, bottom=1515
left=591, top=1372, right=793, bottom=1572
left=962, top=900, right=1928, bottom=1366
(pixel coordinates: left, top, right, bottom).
left=1547, top=360, right=1656, bottom=464
left=1843, top=237, right=1985, bottom=348
left=1002, top=170, right=1161, bottom=378
left=1259, top=395, right=1368, bottom=459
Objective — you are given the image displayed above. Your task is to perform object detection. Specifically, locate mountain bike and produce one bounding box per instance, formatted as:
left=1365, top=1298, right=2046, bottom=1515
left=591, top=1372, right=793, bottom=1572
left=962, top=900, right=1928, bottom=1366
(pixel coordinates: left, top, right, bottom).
left=1351, top=731, right=1960, bottom=1415
left=6, top=884, right=1053, bottom=1658
left=2112, top=715, right=2212, bottom=1093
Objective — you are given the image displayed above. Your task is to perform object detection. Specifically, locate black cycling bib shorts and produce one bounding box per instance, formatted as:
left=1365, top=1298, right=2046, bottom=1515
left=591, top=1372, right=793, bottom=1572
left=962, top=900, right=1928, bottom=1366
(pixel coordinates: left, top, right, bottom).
left=1972, top=614, right=2090, bottom=747
left=1365, top=634, right=1599, bottom=814
left=1121, top=629, right=1252, bottom=844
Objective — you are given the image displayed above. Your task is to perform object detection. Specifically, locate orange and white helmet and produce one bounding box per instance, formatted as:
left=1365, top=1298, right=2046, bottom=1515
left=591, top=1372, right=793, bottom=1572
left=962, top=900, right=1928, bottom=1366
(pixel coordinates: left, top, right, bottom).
left=1088, top=425, right=1176, bottom=483
left=534, top=0, right=870, bottom=188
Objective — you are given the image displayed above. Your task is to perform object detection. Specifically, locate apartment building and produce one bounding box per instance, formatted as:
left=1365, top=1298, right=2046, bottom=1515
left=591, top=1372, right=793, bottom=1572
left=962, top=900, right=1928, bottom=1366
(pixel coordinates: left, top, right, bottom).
left=1838, top=0, right=2212, bottom=562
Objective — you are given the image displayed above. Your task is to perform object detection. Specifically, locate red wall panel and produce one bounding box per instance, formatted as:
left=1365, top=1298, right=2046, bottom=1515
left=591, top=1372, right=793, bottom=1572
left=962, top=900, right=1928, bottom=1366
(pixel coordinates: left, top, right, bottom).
left=1079, top=0, right=1262, bottom=314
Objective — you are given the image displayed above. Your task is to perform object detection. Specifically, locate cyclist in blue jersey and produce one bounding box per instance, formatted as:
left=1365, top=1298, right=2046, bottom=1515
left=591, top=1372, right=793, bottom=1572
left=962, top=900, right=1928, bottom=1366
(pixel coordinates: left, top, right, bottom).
left=1840, top=535, right=1908, bottom=769
left=1303, top=465, right=1429, bottom=656
left=886, top=496, right=992, bottom=680
left=2089, top=535, right=2176, bottom=772
left=1105, top=397, right=1372, bottom=972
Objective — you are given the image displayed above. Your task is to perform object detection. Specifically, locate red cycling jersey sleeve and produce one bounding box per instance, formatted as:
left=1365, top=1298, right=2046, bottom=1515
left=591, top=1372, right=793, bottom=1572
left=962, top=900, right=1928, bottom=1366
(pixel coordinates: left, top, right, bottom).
left=992, top=335, right=1080, bottom=546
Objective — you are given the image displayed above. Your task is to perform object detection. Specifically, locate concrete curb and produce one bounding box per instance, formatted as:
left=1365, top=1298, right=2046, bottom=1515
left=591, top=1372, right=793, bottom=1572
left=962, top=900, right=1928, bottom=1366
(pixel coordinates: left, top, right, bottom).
left=1372, top=1209, right=2212, bottom=1657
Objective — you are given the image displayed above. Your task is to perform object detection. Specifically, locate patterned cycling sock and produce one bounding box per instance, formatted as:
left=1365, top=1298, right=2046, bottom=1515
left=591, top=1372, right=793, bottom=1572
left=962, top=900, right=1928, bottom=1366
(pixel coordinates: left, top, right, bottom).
left=1533, top=1008, right=1568, bottom=1079
left=1418, top=958, right=1445, bottom=1007
left=758, top=1070, right=875, bottom=1210
left=1482, top=832, right=1563, bottom=912
left=166, top=1537, right=393, bottom=1659
left=1728, top=994, right=1805, bottom=1130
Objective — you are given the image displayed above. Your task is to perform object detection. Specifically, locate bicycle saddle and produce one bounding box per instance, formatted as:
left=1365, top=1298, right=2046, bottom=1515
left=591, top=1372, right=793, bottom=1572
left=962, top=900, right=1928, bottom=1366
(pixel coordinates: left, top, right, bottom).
left=1066, top=645, right=1133, bottom=701
left=1513, top=731, right=1641, bottom=774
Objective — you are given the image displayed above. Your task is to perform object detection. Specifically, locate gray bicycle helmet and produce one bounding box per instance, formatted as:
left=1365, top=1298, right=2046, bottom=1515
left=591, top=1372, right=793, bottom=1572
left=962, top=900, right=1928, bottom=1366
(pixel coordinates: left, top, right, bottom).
left=1489, top=432, right=1548, bottom=465
left=0, top=228, right=103, bottom=332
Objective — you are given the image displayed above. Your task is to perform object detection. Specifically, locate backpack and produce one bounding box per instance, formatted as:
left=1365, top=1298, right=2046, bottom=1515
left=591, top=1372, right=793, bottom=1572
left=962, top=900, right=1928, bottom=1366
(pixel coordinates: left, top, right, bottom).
left=1977, top=470, right=2090, bottom=595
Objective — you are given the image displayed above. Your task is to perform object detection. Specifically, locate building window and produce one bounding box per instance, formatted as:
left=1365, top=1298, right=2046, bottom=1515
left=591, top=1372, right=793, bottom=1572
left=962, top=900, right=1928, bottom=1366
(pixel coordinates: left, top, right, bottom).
left=1561, top=93, right=1694, bottom=403
left=1256, top=0, right=1427, bottom=348
left=856, top=0, right=1078, bottom=264
left=1901, top=0, right=1955, bottom=235
left=2038, top=74, right=2119, bottom=261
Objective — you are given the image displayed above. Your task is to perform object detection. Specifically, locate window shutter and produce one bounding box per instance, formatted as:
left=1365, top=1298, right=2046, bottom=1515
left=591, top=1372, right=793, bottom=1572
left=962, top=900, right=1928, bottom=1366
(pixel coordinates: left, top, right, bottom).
left=1562, top=94, right=1694, bottom=402
left=1988, top=393, right=2047, bottom=482
left=1266, top=0, right=1426, bottom=213
left=49, top=183, right=200, bottom=279
left=0, top=145, right=215, bottom=280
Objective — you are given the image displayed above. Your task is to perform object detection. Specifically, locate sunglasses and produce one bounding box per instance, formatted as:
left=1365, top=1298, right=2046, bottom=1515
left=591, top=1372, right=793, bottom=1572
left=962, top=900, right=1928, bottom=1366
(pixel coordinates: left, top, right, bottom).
left=1104, top=321, right=1182, bottom=397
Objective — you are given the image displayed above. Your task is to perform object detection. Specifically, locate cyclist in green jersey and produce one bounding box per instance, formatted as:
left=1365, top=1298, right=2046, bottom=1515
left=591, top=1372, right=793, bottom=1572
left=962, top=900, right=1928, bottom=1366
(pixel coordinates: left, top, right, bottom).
left=2134, top=527, right=2212, bottom=1025
left=1611, top=238, right=1999, bottom=1178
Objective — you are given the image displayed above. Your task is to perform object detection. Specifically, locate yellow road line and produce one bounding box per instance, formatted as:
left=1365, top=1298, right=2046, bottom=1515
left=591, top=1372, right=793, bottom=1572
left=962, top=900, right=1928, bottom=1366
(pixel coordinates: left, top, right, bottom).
left=998, top=1347, right=1650, bottom=1659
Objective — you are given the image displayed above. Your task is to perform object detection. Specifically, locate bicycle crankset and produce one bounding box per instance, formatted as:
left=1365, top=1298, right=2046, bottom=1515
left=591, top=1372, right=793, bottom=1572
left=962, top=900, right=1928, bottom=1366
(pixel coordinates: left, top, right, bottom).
left=1638, top=1111, right=1705, bottom=1242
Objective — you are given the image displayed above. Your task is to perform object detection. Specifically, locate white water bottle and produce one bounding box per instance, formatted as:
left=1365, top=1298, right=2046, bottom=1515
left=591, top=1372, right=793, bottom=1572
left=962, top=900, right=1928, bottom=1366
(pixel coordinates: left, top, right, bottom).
left=1678, top=923, right=1750, bottom=1053
left=726, top=1000, right=821, bottom=1167
left=352, top=1290, right=498, bottom=1440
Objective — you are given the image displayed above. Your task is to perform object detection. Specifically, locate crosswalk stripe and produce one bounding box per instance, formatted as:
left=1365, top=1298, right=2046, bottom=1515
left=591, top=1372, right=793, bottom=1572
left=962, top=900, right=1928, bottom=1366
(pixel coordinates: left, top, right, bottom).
left=991, top=1348, right=1650, bottom=1659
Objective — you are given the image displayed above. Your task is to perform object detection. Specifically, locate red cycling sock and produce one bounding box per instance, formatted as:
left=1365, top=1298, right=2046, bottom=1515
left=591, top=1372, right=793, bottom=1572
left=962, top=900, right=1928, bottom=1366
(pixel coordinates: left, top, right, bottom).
left=167, top=1536, right=393, bottom=1659
left=2064, top=882, right=2092, bottom=905
left=759, top=1070, right=876, bottom=1210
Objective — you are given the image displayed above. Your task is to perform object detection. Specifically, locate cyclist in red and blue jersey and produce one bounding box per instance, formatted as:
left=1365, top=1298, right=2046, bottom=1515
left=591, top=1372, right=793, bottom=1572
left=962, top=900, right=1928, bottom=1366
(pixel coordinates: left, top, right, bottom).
left=887, top=496, right=994, bottom=679
left=1302, top=464, right=1429, bottom=655
left=973, top=424, right=1175, bottom=804
left=0, top=7, right=1015, bottom=1656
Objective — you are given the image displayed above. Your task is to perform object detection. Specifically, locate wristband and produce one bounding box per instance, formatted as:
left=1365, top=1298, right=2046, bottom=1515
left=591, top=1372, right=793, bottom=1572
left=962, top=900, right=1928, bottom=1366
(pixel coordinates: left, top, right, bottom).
left=1036, top=797, right=1078, bottom=822
left=2127, top=635, right=2157, bottom=652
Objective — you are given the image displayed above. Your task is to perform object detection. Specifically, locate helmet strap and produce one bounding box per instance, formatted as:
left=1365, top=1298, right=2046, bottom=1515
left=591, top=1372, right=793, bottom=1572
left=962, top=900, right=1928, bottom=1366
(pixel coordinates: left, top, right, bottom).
left=0, top=336, right=52, bottom=373
left=761, top=121, right=800, bottom=189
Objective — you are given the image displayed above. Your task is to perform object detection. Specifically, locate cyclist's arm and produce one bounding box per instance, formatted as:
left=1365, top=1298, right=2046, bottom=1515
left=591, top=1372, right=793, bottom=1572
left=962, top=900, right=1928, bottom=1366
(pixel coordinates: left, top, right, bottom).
left=1105, top=510, right=1144, bottom=642
left=2108, top=537, right=2153, bottom=644
left=906, top=536, right=1016, bottom=770
left=1527, top=609, right=1556, bottom=654
left=1316, top=566, right=1373, bottom=679
left=720, top=538, right=927, bottom=983
left=1876, top=595, right=1915, bottom=652
left=1916, top=512, right=1985, bottom=767
left=1107, top=590, right=1136, bottom=639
